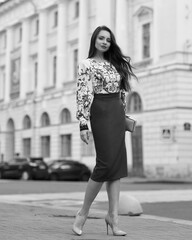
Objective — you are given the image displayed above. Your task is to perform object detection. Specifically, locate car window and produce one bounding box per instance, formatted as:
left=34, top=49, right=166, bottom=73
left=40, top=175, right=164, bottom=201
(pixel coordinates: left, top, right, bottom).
left=9, top=158, right=27, bottom=164
left=60, top=164, right=71, bottom=170
left=30, top=158, right=43, bottom=162
left=30, top=158, right=45, bottom=165
left=51, top=162, right=63, bottom=169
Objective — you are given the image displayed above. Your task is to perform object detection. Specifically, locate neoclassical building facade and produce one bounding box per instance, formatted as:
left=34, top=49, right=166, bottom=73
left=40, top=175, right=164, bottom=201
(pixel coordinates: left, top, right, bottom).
left=0, top=0, right=192, bottom=178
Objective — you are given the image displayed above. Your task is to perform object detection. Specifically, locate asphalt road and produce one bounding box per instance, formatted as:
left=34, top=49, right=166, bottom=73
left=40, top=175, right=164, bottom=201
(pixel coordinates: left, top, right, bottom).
left=0, top=179, right=192, bottom=221
left=0, top=179, right=192, bottom=195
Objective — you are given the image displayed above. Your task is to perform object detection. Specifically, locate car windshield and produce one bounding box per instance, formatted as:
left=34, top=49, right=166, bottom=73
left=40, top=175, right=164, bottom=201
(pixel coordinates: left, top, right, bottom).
left=30, top=158, right=45, bottom=165
left=11, top=158, right=27, bottom=164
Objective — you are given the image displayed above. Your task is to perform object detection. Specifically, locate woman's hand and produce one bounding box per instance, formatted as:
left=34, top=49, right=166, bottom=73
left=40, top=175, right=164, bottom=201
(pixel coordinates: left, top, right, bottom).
left=80, top=130, right=90, bottom=144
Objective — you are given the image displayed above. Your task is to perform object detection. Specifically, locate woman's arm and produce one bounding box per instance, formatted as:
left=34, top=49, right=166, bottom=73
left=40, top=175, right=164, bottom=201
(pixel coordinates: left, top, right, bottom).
left=76, top=60, right=93, bottom=131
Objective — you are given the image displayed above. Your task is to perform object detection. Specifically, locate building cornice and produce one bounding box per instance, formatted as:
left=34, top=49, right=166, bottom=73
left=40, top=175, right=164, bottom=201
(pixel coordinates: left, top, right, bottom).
left=0, top=0, right=26, bottom=13
left=136, top=62, right=192, bottom=78
left=134, top=6, right=153, bottom=17
left=0, top=0, right=58, bottom=15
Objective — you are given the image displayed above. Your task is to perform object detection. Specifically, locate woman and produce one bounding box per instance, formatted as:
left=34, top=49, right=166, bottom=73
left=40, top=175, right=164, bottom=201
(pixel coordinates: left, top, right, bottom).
left=73, top=25, right=136, bottom=236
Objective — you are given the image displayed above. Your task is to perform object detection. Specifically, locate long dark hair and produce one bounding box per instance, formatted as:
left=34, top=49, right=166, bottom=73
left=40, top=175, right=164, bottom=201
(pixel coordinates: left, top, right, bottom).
left=88, top=26, right=137, bottom=92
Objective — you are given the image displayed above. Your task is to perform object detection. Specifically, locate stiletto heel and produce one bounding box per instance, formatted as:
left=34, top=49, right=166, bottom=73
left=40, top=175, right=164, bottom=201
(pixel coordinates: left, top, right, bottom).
left=105, top=214, right=127, bottom=236
left=105, top=220, right=109, bottom=235
left=72, top=210, right=88, bottom=236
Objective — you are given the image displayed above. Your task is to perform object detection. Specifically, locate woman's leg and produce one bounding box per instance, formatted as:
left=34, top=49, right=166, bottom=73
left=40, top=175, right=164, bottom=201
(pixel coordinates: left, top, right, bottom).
left=72, top=178, right=103, bottom=235
left=106, top=179, right=120, bottom=217
left=80, top=178, right=103, bottom=215
left=105, top=179, right=126, bottom=236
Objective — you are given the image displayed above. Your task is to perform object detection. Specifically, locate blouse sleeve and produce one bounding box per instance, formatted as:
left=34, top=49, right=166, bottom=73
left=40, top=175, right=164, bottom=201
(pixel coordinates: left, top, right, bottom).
left=120, top=89, right=127, bottom=114
left=76, top=60, right=93, bottom=131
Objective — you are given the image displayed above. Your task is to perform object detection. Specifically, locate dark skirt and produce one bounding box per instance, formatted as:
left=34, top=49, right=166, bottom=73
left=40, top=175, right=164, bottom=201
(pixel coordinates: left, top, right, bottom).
left=90, top=93, right=128, bottom=182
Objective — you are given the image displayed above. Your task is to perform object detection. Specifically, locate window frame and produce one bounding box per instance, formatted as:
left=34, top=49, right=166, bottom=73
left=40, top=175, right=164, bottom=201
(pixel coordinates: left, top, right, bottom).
left=41, top=112, right=51, bottom=127
left=74, top=1, right=79, bottom=19
left=142, top=23, right=151, bottom=59
left=61, top=108, right=71, bottom=124
left=0, top=66, right=5, bottom=101
left=133, top=6, right=153, bottom=63
left=60, top=134, right=72, bottom=158
left=23, top=115, right=32, bottom=129
left=73, top=49, right=78, bottom=79
left=127, top=92, right=143, bottom=113
left=41, top=136, right=51, bottom=158
left=23, top=138, right=31, bottom=157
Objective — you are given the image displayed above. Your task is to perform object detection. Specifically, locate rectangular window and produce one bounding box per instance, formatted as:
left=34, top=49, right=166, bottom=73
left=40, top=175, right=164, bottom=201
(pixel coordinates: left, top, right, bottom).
left=0, top=67, right=5, bottom=100
left=0, top=31, right=6, bottom=50
left=60, top=134, right=72, bottom=157
left=18, top=26, right=22, bottom=43
left=10, top=58, right=20, bottom=99
left=23, top=138, right=31, bottom=157
left=34, top=61, right=38, bottom=89
left=53, top=10, right=58, bottom=28
left=35, top=18, right=39, bottom=36
left=81, top=133, right=95, bottom=156
left=74, top=1, right=79, bottom=18
left=142, top=23, right=150, bottom=59
left=41, top=136, right=50, bottom=158
left=53, top=55, right=57, bottom=85
left=74, top=49, right=78, bottom=78
left=13, top=24, right=22, bottom=48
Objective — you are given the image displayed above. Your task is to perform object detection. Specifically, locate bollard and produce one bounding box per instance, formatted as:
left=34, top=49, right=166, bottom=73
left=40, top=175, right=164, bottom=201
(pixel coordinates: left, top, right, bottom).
left=118, top=194, right=143, bottom=216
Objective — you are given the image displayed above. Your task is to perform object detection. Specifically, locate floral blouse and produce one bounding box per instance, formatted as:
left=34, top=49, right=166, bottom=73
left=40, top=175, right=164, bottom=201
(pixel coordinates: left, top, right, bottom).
left=76, top=58, right=126, bottom=131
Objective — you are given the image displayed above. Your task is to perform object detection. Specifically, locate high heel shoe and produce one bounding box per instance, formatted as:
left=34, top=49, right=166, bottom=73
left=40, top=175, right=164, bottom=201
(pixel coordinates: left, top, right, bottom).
left=105, top=214, right=127, bottom=236
left=72, top=210, right=88, bottom=236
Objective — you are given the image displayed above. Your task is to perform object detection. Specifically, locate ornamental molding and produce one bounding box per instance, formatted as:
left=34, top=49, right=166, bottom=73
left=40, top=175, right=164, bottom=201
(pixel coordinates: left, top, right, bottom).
left=0, top=0, right=59, bottom=31
left=134, top=6, right=153, bottom=22
left=0, top=0, right=58, bottom=14
left=0, top=0, right=26, bottom=13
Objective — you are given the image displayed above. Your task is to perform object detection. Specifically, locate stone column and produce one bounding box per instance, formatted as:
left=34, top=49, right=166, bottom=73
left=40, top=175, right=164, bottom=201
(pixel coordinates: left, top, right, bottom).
left=78, top=0, right=89, bottom=61
left=5, top=27, right=12, bottom=102
left=153, top=0, right=161, bottom=63
left=37, top=10, right=47, bottom=95
left=57, top=0, right=67, bottom=86
left=96, top=0, right=115, bottom=31
left=115, top=0, right=128, bottom=54
left=20, top=18, right=30, bottom=98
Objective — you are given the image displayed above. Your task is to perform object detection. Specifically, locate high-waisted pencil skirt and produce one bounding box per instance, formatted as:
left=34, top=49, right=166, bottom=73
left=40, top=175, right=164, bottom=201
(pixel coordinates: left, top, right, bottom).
left=90, top=93, right=128, bottom=182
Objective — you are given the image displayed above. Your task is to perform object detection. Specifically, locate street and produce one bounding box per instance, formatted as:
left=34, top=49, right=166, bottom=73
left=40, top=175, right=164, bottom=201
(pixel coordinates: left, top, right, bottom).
left=0, top=178, right=192, bottom=239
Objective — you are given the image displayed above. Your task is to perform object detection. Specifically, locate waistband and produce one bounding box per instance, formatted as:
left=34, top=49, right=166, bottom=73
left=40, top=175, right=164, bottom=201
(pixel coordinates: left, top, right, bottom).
left=94, top=92, right=120, bottom=99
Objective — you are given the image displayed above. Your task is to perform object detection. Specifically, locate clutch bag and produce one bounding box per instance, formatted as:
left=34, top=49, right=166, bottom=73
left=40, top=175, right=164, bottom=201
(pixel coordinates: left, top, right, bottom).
left=125, top=115, right=136, bottom=132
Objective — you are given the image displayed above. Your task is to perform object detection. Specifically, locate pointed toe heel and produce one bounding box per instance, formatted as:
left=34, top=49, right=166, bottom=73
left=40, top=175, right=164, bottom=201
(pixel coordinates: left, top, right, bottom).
left=105, top=214, right=127, bottom=236
left=72, top=210, right=88, bottom=236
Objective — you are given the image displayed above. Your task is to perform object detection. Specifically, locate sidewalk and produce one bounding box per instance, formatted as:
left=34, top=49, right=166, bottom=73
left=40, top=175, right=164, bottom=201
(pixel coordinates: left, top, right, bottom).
left=121, top=176, right=192, bottom=184
left=1, top=200, right=192, bottom=240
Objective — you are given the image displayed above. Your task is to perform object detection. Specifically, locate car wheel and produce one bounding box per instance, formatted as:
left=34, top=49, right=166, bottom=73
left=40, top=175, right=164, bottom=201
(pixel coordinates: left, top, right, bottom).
left=81, top=174, right=90, bottom=182
left=21, top=171, right=30, bottom=180
left=0, top=171, right=2, bottom=179
left=50, top=174, right=58, bottom=181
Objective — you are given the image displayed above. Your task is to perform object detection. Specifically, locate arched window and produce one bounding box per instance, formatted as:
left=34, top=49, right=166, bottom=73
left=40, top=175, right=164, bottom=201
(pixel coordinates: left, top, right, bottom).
left=60, top=108, right=71, bottom=124
left=7, top=118, right=15, bottom=131
left=23, top=115, right=31, bottom=129
left=127, top=92, right=143, bottom=113
left=41, top=112, right=50, bottom=127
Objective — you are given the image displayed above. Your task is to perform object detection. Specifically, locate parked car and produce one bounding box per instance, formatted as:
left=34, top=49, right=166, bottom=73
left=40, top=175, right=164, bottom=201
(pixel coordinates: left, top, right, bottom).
left=48, top=159, right=91, bottom=181
left=0, top=157, right=49, bottom=180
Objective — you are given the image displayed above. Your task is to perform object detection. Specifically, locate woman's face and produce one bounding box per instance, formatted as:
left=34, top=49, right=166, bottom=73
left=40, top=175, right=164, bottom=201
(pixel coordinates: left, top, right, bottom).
left=95, top=30, right=111, bottom=53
